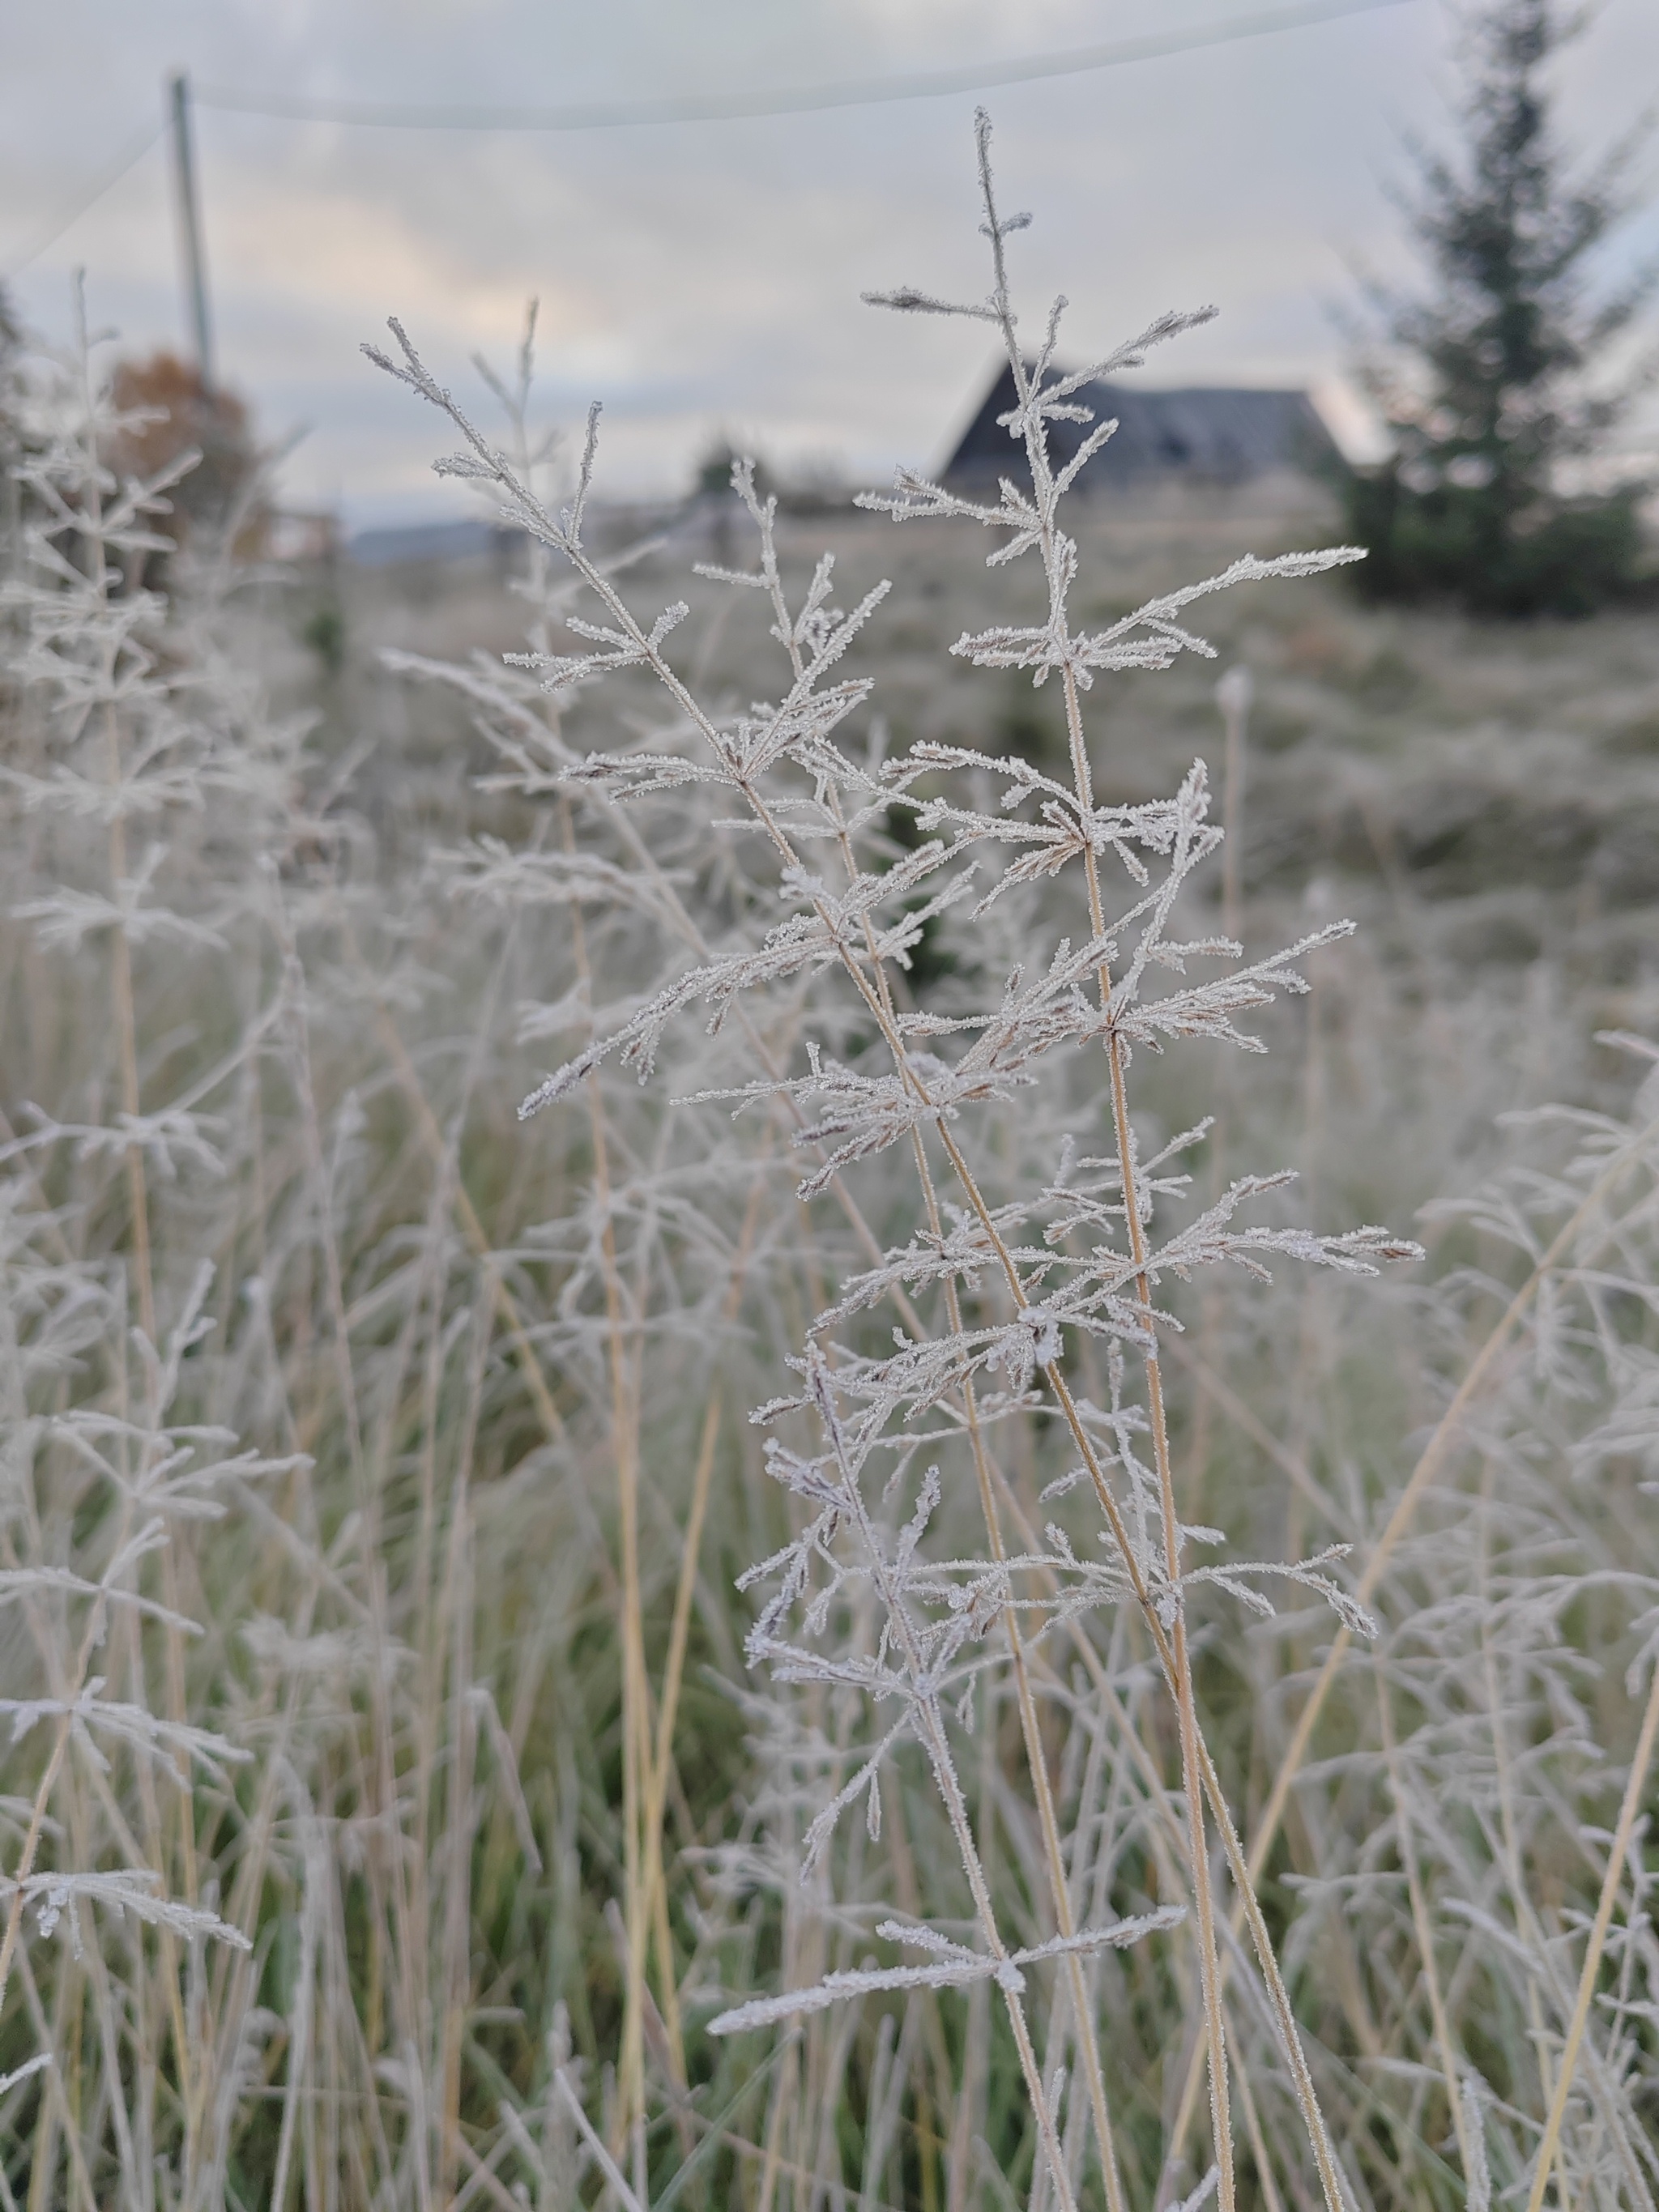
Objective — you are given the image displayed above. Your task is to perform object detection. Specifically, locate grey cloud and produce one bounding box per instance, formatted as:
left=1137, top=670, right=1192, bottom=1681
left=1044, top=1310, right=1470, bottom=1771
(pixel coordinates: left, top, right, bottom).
left=5, top=0, right=1655, bottom=518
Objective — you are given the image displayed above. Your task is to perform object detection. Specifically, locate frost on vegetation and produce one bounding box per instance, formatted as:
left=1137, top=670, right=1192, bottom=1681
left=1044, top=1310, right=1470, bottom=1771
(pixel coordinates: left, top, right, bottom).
left=367, top=107, right=1444, bottom=2212
left=369, top=96, right=1659, bottom=2212
left=0, top=283, right=339, bottom=2203
left=2, top=81, right=1655, bottom=2212
left=2, top=277, right=653, bottom=2211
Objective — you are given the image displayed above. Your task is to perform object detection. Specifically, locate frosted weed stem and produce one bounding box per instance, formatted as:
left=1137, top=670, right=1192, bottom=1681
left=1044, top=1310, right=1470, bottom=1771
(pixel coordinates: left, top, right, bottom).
left=375, top=335, right=1294, bottom=2212
left=561, top=797, right=654, bottom=2173
left=369, top=121, right=1418, bottom=2205
left=1522, top=1650, right=1659, bottom=2212
left=953, top=117, right=1358, bottom=2212
left=638, top=1167, right=770, bottom=2085
left=757, top=473, right=1129, bottom=2212
left=75, top=292, right=210, bottom=2166
left=1376, top=1658, right=1473, bottom=2184
left=578, top=479, right=1308, bottom=2212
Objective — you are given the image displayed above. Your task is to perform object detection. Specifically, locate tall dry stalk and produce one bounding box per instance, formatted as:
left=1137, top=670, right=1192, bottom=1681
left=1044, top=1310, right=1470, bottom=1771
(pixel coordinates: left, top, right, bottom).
left=373, top=109, right=1423, bottom=2211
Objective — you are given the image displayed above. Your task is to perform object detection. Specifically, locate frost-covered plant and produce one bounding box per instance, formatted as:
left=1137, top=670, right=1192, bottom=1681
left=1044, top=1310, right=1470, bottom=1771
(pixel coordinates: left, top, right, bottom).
left=2, top=111, right=1650, bottom=2212
left=2, top=277, right=574, bottom=2212
left=1267, top=1042, right=1659, bottom=2212
left=373, top=112, right=1426, bottom=2211
left=0, top=287, right=312, bottom=2203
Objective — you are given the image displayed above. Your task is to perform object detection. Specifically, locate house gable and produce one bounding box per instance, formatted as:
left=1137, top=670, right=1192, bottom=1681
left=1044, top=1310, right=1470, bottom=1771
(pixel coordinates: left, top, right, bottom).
left=945, top=363, right=1338, bottom=488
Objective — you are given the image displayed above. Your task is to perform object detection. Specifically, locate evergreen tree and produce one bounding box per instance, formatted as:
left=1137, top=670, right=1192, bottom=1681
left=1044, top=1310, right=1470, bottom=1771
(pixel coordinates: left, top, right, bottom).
left=1345, top=0, right=1653, bottom=616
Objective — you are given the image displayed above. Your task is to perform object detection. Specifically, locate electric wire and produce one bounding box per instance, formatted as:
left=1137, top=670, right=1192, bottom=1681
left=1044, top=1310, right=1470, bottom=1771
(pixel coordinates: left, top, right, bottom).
left=194, top=0, right=1414, bottom=131
left=1, top=1, right=1416, bottom=296
left=2, top=121, right=167, bottom=281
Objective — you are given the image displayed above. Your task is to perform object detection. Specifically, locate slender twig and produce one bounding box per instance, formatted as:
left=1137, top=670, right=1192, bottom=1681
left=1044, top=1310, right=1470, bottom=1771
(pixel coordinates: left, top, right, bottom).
left=1522, top=1656, right=1659, bottom=2212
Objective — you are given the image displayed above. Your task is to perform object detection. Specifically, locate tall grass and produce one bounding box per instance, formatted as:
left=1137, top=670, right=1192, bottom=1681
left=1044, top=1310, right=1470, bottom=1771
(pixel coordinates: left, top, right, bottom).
left=1, top=119, right=1655, bottom=2212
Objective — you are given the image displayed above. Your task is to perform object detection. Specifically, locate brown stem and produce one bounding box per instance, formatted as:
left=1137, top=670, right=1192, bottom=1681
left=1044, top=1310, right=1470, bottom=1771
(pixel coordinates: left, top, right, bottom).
left=561, top=802, right=651, bottom=2163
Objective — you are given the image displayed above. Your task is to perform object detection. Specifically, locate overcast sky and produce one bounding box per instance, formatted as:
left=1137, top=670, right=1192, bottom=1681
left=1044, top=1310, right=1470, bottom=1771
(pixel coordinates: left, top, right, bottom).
left=4, top=0, right=1657, bottom=523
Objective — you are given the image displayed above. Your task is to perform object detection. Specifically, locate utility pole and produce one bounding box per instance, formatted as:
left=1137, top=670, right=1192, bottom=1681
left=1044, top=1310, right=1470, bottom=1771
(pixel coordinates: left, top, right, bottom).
left=166, top=71, right=215, bottom=390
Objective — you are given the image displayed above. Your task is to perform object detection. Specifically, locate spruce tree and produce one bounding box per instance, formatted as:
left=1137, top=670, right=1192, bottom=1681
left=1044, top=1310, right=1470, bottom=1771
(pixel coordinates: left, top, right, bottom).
left=1346, top=0, right=1653, bottom=616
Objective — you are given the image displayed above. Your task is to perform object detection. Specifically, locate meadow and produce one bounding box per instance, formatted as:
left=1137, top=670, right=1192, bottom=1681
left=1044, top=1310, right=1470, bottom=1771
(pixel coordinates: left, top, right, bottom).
left=2, top=148, right=1657, bottom=2211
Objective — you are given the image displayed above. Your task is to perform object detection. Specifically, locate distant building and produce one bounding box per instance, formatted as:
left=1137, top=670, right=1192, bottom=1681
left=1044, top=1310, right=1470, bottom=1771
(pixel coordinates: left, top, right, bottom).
left=944, top=364, right=1339, bottom=491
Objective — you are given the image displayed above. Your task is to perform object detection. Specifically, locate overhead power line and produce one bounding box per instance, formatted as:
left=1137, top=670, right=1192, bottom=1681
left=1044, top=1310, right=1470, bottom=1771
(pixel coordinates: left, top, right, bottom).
left=1, top=0, right=1417, bottom=293
left=195, top=0, right=1416, bottom=132
left=2, top=121, right=165, bottom=281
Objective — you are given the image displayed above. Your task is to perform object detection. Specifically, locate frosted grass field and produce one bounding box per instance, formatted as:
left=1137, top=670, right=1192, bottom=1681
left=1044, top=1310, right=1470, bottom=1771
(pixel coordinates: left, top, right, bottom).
left=2, top=121, right=1657, bottom=2212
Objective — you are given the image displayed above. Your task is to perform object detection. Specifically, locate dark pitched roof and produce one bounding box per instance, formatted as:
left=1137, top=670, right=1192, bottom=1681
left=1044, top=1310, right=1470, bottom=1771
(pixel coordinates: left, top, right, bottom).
left=945, top=363, right=1338, bottom=489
